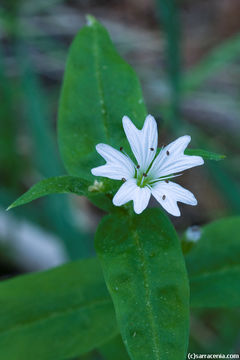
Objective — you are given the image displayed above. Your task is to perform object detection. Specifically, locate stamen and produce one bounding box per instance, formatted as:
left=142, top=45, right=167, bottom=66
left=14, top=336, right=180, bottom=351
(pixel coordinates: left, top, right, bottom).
left=120, top=146, right=123, bottom=151
left=145, top=146, right=164, bottom=175
left=165, top=180, right=169, bottom=183
left=122, top=178, right=126, bottom=182
left=162, top=195, right=166, bottom=200
left=143, top=173, right=147, bottom=177
left=137, top=165, right=140, bottom=169
left=149, top=173, right=182, bottom=185
left=166, top=150, right=170, bottom=156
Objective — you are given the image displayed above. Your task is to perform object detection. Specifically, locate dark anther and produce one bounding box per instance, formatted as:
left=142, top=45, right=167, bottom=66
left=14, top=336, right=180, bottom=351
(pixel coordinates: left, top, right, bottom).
left=122, top=177, right=126, bottom=182
left=166, top=150, right=170, bottom=156
left=150, top=147, right=154, bottom=151
left=137, top=165, right=140, bottom=169
left=162, top=195, right=166, bottom=200
left=165, top=180, right=169, bottom=183
left=143, top=173, right=147, bottom=177
left=120, top=146, right=123, bottom=151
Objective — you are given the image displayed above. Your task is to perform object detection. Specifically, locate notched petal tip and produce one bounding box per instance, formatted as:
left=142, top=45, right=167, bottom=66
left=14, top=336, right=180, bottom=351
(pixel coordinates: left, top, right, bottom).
left=112, top=197, right=121, bottom=207
left=95, top=143, right=106, bottom=156
left=144, top=114, right=158, bottom=131
left=199, top=156, right=204, bottom=165
left=91, top=167, right=100, bottom=176
left=186, top=154, right=205, bottom=167
left=133, top=187, right=151, bottom=215
left=167, top=134, right=192, bottom=153
left=133, top=206, right=144, bottom=215
left=122, top=115, right=132, bottom=125
left=145, top=114, right=156, bottom=123
left=175, top=212, right=181, bottom=217
left=95, top=143, right=106, bottom=152
left=179, top=135, right=192, bottom=149
left=190, top=197, right=198, bottom=206
left=145, top=114, right=157, bottom=125
left=171, top=209, right=181, bottom=217
left=183, top=134, right=191, bottom=141
left=112, top=179, right=138, bottom=207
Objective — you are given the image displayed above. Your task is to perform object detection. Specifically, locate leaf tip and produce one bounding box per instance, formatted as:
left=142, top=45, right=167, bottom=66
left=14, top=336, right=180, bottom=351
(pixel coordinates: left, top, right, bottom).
left=86, top=14, right=97, bottom=27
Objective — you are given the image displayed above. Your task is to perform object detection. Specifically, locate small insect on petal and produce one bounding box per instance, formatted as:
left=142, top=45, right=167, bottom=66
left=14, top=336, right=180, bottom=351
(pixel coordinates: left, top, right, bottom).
left=162, top=195, right=166, bottom=200
left=150, top=148, right=154, bottom=151
left=165, top=180, right=169, bottom=183
left=166, top=150, right=170, bottom=156
left=122, top=178, right=126, bottom=182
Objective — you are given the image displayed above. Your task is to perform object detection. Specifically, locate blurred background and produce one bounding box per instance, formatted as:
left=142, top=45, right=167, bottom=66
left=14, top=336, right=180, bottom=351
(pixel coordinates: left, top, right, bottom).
left=0, top=0, right=240, bottom=357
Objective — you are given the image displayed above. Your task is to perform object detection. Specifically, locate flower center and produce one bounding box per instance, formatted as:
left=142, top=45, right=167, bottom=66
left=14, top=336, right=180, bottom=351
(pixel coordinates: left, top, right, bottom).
left=136, top=171, right=152, bottom=188
left=120, top=146, right=177, bottom=188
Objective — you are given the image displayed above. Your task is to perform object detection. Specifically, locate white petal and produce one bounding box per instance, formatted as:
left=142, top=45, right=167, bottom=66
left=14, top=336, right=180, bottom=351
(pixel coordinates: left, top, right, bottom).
left=122, top=115, right=158, bottom=170
left=166, top=135, right=191, bottom=153
left=91, top=165, right=125, bottom=180
left=133, top=186, right=151, bottom=214
left=113, top=179, right=151, bottom=214
left=151, top=181, right=197, bottom=217
left=113, top=178, right=138, bottom=206
left=149, top=135, right=204, bottom=178
left=91, top=143, right=135, bottom=180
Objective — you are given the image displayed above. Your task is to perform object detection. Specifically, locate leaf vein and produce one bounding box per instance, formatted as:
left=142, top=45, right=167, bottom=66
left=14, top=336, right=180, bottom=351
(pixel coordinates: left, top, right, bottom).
left=132, top=229, right=161, bottom=359
left=92, top=25, right=109, bottom=141
left=189, top=264, right=240, bottom=280
left=0, top=298, right=112, bottom=337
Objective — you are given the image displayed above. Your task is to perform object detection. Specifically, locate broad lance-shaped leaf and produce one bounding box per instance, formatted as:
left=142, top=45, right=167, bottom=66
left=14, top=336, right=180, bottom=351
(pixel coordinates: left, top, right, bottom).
left=0, top=258, right=117, bottom=360
left=185, top=216, right=240, bottom=308
left=7, top=175, right=115, bottom=213
left=2, top=224, right=239, bottom=360
left=99, top=335, right=130, bottom=360
left=95, top=208, right=190, bottom=360
left=58, top=16, right=147, bottom=180
left=184, top=149, right=225, bottom=161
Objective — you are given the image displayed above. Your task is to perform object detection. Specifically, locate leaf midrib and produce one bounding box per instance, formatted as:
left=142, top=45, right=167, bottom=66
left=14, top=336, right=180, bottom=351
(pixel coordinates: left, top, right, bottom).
left=132, top=229, right=161, bottom=360
left=189, top=263, right=240, bottom=280
left=92, top=24, right=109, bottom=142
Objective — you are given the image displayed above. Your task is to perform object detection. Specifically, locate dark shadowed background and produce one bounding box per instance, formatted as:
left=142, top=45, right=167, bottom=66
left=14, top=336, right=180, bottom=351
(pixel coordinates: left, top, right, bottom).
left=0, top=0, right=240, bottom=358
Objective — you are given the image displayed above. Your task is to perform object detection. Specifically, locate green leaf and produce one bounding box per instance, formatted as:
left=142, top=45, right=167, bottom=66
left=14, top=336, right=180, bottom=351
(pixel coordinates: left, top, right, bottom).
left=186, top=216, right=240, bottom=308
left=95, top=208, right=189, bottom=360
left=58, top=16, right=147, bottom=180
left=99, top=335, right=130, bottom=360
left=0, top=258, right=117, bottom=360
left=184, top=148, right=225, bottom=161
left=7, top=175, right=88, bottom=210
left=7, top=175, right=115, bottom=213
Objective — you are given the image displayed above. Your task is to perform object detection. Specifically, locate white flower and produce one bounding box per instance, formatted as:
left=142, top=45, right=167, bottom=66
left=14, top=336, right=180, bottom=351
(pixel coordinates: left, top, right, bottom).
left=91, top=115, right=204, bottom=216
